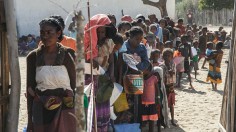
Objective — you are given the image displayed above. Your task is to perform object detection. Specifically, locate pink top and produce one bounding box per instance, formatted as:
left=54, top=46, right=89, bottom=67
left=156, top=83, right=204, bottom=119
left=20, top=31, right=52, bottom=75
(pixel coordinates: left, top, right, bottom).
left=142, top=75, right=158, bottom=105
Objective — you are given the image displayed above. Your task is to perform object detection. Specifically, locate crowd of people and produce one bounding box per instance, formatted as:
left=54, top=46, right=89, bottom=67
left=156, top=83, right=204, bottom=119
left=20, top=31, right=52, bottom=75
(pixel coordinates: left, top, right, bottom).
left=25, top=13, right=230, bottom=132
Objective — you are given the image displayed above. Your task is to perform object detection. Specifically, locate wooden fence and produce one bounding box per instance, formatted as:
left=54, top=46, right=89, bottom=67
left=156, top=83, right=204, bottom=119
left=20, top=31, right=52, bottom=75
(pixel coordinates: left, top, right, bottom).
left=194, top=9, right=234, bottom=26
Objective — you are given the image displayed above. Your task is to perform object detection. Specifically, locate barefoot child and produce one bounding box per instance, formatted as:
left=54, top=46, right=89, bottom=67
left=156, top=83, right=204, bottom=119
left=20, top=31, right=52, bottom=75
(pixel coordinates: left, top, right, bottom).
left=159, top=48, right=177, bottom=126
left=206, top=41, right=223, bottom=90
left=178, top=35, right=193, bottom=89
left=141, top=64, right=160, bottom=132
left=190, top=40, right=200, bottom=79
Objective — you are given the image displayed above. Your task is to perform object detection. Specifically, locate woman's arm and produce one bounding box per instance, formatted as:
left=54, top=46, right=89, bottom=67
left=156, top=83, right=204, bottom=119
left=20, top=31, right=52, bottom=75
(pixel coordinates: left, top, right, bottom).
left=26, top=51, right=37, bottom=131
left=65, top=49, right=76, bottom=92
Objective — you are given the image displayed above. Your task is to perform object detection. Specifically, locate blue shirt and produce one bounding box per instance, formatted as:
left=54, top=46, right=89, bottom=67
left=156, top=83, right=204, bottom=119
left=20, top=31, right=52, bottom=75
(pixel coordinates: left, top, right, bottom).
left=124, top=40, right=150, bottom=71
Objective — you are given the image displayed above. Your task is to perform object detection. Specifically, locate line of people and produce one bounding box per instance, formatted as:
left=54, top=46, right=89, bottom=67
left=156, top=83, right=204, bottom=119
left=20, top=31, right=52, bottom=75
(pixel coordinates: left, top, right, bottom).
left=26, top=13, right=227, bottom=132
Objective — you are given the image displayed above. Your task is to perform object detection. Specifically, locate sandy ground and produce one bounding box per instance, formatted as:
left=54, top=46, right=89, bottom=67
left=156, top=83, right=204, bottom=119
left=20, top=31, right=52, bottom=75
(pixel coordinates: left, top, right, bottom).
left=17, top=26, right=231, bottom=132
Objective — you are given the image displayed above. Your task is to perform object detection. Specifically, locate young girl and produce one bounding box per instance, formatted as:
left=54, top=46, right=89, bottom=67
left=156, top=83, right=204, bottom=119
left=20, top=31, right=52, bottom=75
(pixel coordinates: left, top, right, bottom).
left=141, top=63, right=159, bottom=132
left=191, top=40, right=200, bottom=79
left=150, top=49, right=161, bottom=67
left=206, top=41, right=224, bottom=90
left=159, top=48, right=177, bottom=126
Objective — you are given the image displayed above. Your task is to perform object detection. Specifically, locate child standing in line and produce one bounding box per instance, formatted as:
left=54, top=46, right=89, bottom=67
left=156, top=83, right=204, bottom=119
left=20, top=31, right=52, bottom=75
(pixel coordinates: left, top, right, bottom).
left=141, top=63, right=160, bottom=132
left=150, top=49, right=161, bottom=67
left=190, top=40, right=200, bottom=79
left=159, top=48, right=177, bottom=126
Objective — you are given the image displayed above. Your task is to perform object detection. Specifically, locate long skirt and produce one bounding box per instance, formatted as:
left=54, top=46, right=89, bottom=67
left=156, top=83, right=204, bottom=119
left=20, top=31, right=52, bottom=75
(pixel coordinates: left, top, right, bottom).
left=32, top=97, right=76, bottom=132
left=206, top=64, right=222, bottom=84
left=85, top=75, right=110, bottom=132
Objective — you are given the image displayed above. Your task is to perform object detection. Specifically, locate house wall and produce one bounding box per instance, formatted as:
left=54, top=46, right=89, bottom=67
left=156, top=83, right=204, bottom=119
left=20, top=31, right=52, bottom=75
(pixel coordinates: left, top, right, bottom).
left=15, top=0, right=175, bottom=36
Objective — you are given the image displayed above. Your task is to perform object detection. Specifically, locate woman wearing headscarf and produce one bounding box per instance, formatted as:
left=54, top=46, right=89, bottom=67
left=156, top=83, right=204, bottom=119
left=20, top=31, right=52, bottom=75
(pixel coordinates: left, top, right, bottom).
left=84, top=14, right=117, bottom=132
left=26, top=18, right=76, bottom=132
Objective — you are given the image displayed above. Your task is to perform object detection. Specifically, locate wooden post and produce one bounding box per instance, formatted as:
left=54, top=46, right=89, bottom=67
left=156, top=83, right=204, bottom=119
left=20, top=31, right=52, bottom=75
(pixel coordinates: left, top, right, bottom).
left=74, top=11, right=86, bottom=132
left=3, top=0, right=21, bottom=131
left=226, top=0, right=236, bottom=131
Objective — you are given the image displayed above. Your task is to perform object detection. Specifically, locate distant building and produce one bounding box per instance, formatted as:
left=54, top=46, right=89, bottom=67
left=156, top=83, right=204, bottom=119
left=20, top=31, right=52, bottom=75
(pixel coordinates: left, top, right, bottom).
left=15, top=0, right=175, bottom=36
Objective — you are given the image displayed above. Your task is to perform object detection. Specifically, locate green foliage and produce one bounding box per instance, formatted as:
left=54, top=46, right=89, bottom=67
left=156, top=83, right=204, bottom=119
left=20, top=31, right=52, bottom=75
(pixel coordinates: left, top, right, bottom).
left=176, top=0, right=198, bottom=19
left=198, top=0, right=234, bottom=10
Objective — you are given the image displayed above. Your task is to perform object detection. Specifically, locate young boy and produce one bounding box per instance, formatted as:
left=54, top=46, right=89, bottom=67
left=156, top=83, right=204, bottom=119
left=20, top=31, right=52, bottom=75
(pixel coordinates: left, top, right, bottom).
left=190, top=40, right=200, bottom=79
left=177, top=35, right=193, bottom=89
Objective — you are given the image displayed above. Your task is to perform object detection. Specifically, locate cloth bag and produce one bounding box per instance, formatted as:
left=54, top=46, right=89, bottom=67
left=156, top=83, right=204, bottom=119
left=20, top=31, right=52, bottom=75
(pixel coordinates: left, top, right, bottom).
left=96, top=75, right=114, bottom=103
left=123, top=74, right=144, bottom=94
left=113, top=92, right=129, bottom=112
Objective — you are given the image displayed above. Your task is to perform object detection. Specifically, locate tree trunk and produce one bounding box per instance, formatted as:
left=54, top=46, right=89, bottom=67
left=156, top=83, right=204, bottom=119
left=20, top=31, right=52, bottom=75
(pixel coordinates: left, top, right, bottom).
left=74, top=11, right=86, bottom=132
left=142, top=0, right=168, bottom=18
left=4, top=0, right=21, bottom=131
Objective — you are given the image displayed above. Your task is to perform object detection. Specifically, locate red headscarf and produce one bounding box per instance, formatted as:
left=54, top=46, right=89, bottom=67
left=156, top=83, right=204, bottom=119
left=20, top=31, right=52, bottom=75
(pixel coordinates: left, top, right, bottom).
left=121, top=15, right=133, bottom=23
left=84, top=14, right=111, bottom=60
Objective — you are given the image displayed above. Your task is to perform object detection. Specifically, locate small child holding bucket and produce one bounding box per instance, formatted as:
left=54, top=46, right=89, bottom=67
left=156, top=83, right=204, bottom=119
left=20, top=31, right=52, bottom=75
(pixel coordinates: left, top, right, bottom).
left=141, top=63, right=160, bottom=132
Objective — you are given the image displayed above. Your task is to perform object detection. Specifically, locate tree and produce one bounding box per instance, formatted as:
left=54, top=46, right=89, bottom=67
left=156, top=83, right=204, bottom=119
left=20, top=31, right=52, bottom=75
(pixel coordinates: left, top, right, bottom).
left=74, top=11, right=86, bottom=132
left=142, top=0, right=168, bottom=18
left=199, top=0, right=234, bottom=10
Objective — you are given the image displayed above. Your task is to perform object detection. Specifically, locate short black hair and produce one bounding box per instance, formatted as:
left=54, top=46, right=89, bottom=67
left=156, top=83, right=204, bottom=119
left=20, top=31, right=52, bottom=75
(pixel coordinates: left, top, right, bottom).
left=216, top=41, right=223, bottom=49
left=112, top=33, right=124, bottom=45
left=151, top=49, right=161, bottom=56
left=162, top=48, right=173, bottom=56
left=178, top=18, right=184, bottom=23
left=117, top=21, right=132, bottom=32
left=128, top=26, right=143, bottom=38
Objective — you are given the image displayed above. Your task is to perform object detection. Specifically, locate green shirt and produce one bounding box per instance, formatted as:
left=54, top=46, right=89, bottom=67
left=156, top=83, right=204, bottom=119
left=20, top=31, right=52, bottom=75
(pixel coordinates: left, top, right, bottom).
left=192, top=47, right=200, bottom=62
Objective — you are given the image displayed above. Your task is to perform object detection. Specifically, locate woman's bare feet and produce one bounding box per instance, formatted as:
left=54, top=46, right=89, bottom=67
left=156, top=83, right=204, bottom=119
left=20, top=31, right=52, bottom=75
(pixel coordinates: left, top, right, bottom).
left=171, top=120, right=178, bottom=127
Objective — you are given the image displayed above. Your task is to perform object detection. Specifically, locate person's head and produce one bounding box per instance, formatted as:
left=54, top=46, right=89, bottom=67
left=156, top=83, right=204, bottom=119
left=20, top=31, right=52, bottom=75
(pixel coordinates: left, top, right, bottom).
left=159, top=19, right=167, bottom=28
left=221, top=30, right=227, bottom=36
left=162, top=48, right=173, bottom=63
left=202, top=27, right=207, bottom=35
left=128, top=26, right=144, bottom=47
left=192, top=23, right=197, bottom=29
left=164, top=16, right=170, bottom=23
left=149, top=24, right=157, bottom=34
left=180, top=34, right=188, bottom=44
left=216, top=41, right=223, bottom=50
left=193, top=39, right=199, bottom=48
left=150, top=49, right=161, bottom=62
left=39, top=18, right=63, bottom=47
left=49, top=15, right=65, bottom=30
left=146, top=32, right=156, bottom=46
left=117, top=21, right=132, bottom=35
left=121, top=15, right=133, bottom=23
left=164, top=41, right=173, bottom=48
left=148, top=14, right=158, bottom=24
left=145, top=19, right=151, bottom=27
left=219, top=26, right=223, bottom=32
left=112, top=33, right=124, bottom=53
left=135, top=14, right=145, bottom=23
left=199, top=25, right=202, bottom=30
left=27, top=34, right=33, bottom=42
left=206, top=42, right=213, bottom=49
left=177, top=18, right=184, bottom=26
left=107, top=14, right=117, bottom=26
left=176, top=40, right=181, bottom=48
